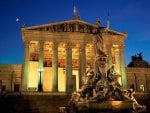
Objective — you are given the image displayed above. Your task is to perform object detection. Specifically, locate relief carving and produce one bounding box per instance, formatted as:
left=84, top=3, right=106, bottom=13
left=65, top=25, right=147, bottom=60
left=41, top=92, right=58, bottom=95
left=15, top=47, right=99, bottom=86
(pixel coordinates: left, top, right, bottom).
left=37, top=22, right=97, bottom=34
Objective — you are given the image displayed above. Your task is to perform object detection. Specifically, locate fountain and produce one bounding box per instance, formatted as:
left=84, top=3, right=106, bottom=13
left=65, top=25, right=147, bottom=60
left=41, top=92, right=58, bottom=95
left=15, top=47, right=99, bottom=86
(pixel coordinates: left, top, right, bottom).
left=59, top=21, right=146, bottom=113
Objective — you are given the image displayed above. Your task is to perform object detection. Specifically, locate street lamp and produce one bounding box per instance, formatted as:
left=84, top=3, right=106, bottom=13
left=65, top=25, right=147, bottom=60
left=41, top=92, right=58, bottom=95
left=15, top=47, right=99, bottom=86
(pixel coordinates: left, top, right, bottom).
left=38, top=68, right=44, bottom=92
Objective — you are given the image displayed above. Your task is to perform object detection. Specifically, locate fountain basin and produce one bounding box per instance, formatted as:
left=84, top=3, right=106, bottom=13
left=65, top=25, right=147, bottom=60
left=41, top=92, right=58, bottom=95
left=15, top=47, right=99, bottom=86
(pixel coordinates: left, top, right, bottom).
left=75, top=100, right=134, bottom=112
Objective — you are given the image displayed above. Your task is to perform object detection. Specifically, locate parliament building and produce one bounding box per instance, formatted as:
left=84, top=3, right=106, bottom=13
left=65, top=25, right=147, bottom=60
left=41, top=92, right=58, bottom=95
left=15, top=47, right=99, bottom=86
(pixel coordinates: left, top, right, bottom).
left=0, top=13, right=150, bottom=93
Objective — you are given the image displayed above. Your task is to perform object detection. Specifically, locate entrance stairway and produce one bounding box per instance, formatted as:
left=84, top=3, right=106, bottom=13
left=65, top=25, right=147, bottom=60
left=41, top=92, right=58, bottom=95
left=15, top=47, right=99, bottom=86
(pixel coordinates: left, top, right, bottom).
left=0, top=92, right=71, bottom=113
left=0, top=92, right=150, bottom=113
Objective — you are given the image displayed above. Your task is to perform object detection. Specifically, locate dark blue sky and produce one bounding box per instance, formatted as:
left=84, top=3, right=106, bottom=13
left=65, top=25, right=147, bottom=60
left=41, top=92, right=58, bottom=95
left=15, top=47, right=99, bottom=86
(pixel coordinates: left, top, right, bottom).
left=0, top=0, right=150, bottom=65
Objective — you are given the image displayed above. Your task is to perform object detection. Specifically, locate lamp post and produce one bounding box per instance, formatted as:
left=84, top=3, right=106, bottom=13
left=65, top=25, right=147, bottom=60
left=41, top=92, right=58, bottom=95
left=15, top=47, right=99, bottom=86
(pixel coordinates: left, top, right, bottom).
left=38, top=68, right=44, bottom=92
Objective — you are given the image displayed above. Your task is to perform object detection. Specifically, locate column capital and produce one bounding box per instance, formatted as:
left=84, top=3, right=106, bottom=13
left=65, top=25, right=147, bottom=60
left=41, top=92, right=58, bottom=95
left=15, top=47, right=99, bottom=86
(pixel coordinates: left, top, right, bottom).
left=38, top=41, right=44, bottom=52
left=105, top=44, right=112, bottom=53
left=66, top=42, right=72, bottom=49
left=39, top=40, right=44, bottom=45
left=79, top=43, right=86, bottom=48
left=106, top=44, right=112, bottom=49
left=52, top=42, right=59, bottom=48
left=119, top=45, right=125, bottom=50
left=24, top=41, right=30, bottom=47
left=79, top=43, right=86, bottom=53
left=52, top=41, right=58, bottom=44
left=114, top=49, right=119, bottom=55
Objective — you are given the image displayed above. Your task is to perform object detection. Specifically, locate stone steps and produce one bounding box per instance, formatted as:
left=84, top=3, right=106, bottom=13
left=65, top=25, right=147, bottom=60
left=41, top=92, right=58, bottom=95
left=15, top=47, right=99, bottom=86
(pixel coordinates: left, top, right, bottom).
left=0, top=93, right=71, bottom=113
left=1, top=93, right=149, bottom=113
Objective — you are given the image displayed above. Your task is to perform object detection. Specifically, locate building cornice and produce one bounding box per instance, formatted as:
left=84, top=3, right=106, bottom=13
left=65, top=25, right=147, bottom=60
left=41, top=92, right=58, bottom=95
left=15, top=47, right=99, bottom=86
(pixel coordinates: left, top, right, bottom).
left=22, top=19, right=97, bottom=30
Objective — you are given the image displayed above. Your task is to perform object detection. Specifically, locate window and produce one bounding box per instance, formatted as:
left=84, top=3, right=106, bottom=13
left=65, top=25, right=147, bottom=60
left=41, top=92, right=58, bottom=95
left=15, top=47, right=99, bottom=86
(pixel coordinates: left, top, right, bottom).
left=2, top=85, right=6, bottom=92
left=147, top=80, right=150, bottom=92
left=140, top=84, right=145, bottom=92
left=14, top=84, right=20, bottom=92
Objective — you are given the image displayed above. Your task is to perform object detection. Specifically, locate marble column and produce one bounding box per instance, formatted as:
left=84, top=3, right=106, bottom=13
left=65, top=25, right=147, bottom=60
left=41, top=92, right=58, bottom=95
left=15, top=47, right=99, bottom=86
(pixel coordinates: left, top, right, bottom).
left=106, top=45, right=112, bottom=68
left=115, top=49, right=121, bottom=74
left=22, top=41, right=30, bottom=91
left=120, top=46, right=127, bottom=88
left=38, top=41, right=44, bottom=91
left=52, top=42, right=58, bottom=92
left=79, top=44, right=86, bottom=87
left=39, top=41, right=44, bottom=69
left=66, top=43, right=73, bottom=93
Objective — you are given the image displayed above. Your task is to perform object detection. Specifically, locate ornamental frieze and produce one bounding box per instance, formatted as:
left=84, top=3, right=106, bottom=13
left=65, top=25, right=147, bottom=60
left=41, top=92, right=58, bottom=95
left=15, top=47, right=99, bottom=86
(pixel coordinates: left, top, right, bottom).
left=29, top=22, right=98, bottom=34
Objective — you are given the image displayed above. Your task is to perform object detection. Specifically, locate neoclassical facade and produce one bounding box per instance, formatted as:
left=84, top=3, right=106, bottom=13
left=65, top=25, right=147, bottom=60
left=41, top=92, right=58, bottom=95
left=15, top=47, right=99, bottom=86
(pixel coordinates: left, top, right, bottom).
left=21, top=18, right=127, bottom=92
left=0, top=18, right=150, bottom=93
left=0, top=64, right=22, bottom=92
left=126, top=68, right=150, bottom=92
left=126, top=53, right=150, bottom=92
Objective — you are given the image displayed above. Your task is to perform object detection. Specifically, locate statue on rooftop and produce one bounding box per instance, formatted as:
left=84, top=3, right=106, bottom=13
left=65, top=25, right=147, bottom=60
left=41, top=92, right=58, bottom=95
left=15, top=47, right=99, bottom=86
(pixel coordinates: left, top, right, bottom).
left=96, top=18, right=101, bottom=27
left=132, top=52, right=143, bottom=61
left=138, top=52, right=143, bottom=60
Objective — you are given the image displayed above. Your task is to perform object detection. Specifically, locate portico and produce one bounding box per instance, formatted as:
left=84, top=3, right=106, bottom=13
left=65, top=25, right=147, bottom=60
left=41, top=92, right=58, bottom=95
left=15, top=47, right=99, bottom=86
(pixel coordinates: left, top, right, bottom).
left=21, top=19, right=127, bottom=92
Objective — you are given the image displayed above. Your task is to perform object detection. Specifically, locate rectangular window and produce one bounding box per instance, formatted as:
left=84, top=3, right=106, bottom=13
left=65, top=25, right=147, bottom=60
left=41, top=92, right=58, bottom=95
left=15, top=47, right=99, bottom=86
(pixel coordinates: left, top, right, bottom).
left=44, top=60, right=52, bottom=67
left=140, top=84, right=145, bottom=92
left=2, top=85, right=6, bottom=92
left=147, top=80, right=150, bottom=92
left=14, top=84, right=20, bottom=92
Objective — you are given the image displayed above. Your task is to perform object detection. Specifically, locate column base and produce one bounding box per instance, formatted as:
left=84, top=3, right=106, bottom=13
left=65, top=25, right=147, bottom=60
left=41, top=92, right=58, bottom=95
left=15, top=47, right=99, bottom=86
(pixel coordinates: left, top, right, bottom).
left=38, top=84, right=43, bottom=92
left=66, top=85, right=74, bottom=94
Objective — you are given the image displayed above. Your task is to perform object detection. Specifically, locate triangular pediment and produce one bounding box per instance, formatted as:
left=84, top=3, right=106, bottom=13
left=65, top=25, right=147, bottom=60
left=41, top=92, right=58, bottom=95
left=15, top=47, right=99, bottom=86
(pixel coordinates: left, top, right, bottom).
left=106, top=29, right=127, bottom=37
left=23, top=19, right=99, bottom=34
left=22, top=19, right=127, bottom=37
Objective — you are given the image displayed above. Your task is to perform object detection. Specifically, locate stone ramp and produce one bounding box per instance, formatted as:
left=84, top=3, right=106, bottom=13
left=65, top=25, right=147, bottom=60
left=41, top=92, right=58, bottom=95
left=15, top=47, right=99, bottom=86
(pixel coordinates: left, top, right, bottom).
left=0, top=92, right=71, bottom=113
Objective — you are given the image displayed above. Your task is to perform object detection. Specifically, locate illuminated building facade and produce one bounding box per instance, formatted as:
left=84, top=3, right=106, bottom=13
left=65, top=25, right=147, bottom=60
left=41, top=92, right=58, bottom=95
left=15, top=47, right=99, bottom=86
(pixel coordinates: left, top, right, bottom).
left=126, top=53, right=150, bottom=92
left=20, top=18, right=127, bottom=92
left=0, top=12, right=129, bottom=93
left=1, top=53, right=149, bottom=93
left=0, top=64, right=22, bottom=92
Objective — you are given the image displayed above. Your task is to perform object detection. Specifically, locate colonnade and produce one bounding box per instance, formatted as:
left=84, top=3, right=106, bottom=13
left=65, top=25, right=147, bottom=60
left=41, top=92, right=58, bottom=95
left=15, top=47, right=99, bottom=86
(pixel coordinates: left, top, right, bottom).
left=22, top=41, right=87, bottom=92
left=22, top=41, right=127, bottom=92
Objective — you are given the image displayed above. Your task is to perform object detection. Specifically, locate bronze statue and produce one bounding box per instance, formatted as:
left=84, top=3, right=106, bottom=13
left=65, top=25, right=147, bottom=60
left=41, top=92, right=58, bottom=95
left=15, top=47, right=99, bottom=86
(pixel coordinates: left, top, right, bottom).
left=59, top=23, right=146, bottom=113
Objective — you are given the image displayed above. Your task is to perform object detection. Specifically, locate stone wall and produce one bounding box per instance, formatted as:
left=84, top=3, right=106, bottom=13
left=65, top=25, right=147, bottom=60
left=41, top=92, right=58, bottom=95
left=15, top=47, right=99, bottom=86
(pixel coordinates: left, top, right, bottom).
left=126, top=67, right=150, bottom=92
left=0, top=64, right=22, bottom=92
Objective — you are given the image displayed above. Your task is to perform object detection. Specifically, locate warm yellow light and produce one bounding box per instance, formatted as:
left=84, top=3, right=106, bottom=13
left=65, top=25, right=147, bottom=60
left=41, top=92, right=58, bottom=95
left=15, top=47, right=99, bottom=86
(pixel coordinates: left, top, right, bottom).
left=111, top=101, right=123, bottom=106
left=73, top=70, right=79, bottom=91
left=28, top=62, right=39, bottom=89
left=118, top=76, right=122, bottom=85
left=43, top=67, right=53, bottom=91
left=58, top=68, right=66, bottom=92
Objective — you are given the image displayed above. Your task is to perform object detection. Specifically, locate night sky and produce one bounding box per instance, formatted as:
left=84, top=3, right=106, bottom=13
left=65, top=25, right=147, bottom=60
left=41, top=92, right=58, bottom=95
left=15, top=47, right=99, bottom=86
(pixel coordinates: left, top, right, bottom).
left=0, top=0, right=150, bottom=66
